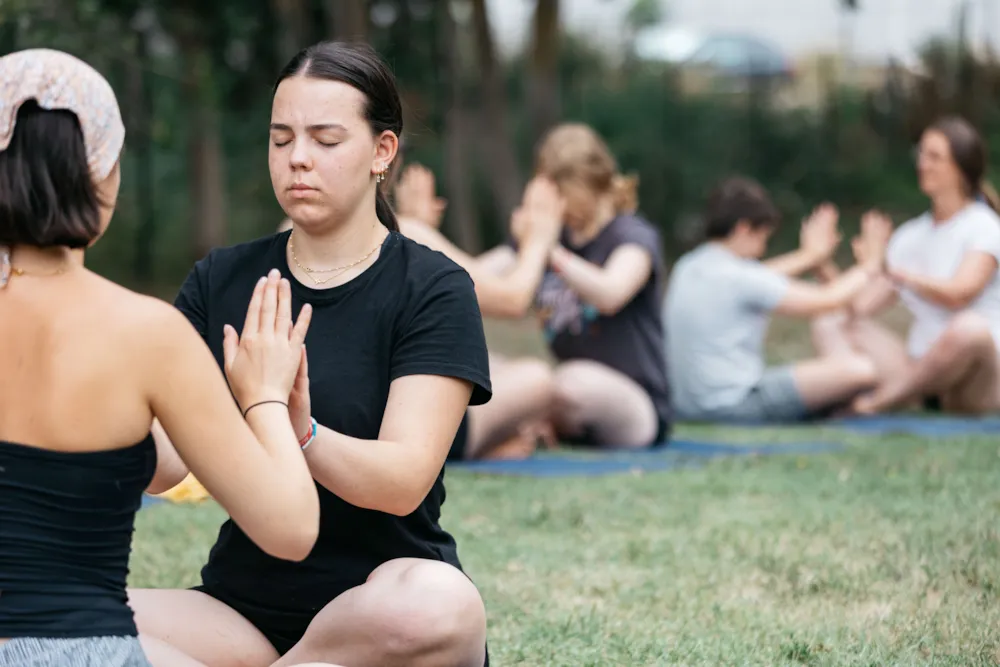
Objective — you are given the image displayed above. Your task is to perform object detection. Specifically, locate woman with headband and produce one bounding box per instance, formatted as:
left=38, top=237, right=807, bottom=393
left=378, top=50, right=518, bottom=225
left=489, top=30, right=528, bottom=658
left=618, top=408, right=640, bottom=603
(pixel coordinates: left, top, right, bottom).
left=0, top=49, right=322, bottom=666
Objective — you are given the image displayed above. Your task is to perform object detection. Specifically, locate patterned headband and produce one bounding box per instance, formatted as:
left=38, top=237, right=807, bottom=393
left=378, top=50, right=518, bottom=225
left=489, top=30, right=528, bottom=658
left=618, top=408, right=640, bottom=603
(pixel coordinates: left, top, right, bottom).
left=0, top=49, right=124, bottom=287
left=0, top=48, right=125, bottom=182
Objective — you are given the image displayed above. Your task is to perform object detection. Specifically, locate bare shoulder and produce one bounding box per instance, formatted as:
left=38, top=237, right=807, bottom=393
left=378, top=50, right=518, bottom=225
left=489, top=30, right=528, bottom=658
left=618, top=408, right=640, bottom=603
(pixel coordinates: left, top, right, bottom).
left=82, top=272, right=198, bottom=346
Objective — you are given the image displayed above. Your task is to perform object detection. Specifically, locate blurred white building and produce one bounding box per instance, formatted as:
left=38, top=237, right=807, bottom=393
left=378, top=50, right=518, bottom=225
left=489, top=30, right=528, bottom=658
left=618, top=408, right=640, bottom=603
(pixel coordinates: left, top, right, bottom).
left=487, top=0, right=1000, bottom=66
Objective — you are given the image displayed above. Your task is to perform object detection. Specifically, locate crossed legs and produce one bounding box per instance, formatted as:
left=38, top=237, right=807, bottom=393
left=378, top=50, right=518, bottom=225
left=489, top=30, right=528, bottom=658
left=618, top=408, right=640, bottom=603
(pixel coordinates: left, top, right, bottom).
left=807, top=309, right=1000, bottom=414
left=464, top=355, right=555, bottom=460
left=550, top=360, right=660, bottom=448
left=788, top=311, right=880, bottom=414
left=465, top=355, right=660, bottom=451
left=851, top=311, right=1000, bottom=414
left=130, top=559, right=486, bottom=667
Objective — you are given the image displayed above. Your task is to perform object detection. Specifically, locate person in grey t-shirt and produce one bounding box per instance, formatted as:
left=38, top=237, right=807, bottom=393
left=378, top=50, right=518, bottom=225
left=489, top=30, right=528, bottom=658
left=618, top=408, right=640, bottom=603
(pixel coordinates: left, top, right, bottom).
left=664, top=177, right=892, bottom=422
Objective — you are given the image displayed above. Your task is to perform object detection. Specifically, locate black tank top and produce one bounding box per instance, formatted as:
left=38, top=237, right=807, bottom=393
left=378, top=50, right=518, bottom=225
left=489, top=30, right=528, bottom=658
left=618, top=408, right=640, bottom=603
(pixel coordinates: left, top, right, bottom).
left=0, top=435, right=156, bottom=638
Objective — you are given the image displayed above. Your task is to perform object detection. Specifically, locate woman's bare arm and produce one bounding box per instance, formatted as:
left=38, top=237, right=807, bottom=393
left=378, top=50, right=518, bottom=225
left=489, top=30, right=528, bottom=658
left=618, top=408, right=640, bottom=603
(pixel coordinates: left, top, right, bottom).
left=549, top=244, right=653, bottom=316
left=144, top=419, right=188, bottom=495
left=400, top=218, right=550, bottom=319
left=850, top=275, right=899, bottom=316
left=892, top=252, right=998, bottom=310
left=143, top=276, right=319, bottom=561
left=301, top=374, right=472, bottom=516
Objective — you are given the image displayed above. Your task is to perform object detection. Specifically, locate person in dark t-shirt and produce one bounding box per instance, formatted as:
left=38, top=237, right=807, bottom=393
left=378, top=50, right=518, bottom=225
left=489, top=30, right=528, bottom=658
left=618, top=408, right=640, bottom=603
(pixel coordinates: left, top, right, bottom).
left=531, top=123, right=672, bottom=448
left=128, top=42, right=493, bottom=667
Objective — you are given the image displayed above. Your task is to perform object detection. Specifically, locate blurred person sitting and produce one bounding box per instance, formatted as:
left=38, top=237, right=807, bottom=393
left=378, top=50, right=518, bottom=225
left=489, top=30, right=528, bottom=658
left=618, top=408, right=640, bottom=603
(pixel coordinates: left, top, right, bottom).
left=393, top=164, right=562, bottom=460
left=397, top=123, right=673, bottom=450
left=827, top=116, right=1000, bottom=415
left=395, top=164, right=516, bottom=276
left=664, top=176, right=892, bottom=423
left=530, top=123, right=671, bottom=449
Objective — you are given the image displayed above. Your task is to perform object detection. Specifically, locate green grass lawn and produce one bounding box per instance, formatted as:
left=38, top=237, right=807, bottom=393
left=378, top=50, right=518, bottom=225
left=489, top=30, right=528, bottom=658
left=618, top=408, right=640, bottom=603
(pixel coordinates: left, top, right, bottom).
left=130, top=314, right=1000, bottom=665
left=132, top=427, right=1000, bottom=666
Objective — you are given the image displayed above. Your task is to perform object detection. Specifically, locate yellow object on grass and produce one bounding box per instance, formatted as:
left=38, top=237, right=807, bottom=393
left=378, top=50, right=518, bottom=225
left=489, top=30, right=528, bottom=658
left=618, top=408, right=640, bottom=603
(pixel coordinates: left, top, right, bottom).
left=157, top=473, right=211, bottom=504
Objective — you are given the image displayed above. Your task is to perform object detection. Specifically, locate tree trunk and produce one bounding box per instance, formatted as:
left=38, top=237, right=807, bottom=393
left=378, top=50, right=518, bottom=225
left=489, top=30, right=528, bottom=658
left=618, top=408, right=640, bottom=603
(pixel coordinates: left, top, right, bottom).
left=469, top=0, right=523, bottom=226
left=126, top=31, right=156, bottom=285
left=527, top=0, right=561, bottom=147
left=271, top=0, right=309, bottom=63
left=177, top=30, right=227, bottom=260
left=326, top=0, right=368, bottom=41
left=437, top=1, right=480, bottom=252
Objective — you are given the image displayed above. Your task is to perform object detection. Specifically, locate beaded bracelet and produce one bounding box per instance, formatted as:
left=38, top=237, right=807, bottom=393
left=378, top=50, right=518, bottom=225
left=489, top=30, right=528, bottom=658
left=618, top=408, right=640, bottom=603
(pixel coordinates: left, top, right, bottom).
left=299, top=417, right=318, bottom=451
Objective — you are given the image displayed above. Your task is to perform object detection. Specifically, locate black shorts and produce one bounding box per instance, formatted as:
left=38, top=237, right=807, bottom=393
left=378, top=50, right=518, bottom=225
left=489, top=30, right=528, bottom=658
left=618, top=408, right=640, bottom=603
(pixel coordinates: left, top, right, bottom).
left=192, top=583, right=310, bottom=655
left=563, top=415, right=671, bottom=449
left=192, top=582, right=490, bottom=666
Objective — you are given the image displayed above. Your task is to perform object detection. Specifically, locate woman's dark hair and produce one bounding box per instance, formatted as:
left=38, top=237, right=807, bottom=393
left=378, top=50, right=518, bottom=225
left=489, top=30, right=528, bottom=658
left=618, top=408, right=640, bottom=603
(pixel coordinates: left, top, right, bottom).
left=703, top=176, right=781, bottom=240
left=0, top=100, right=103, bottom=248
left=275, top=41, right=403, bottom=232
left=926, top=115, right=1000, bottom=212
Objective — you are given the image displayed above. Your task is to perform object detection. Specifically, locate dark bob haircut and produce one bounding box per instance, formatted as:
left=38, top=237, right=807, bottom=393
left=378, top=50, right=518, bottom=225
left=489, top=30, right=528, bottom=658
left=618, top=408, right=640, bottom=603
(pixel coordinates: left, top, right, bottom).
left=0, top=100, right=104, bottom=249
left=703, top=176, right=781, bottom=240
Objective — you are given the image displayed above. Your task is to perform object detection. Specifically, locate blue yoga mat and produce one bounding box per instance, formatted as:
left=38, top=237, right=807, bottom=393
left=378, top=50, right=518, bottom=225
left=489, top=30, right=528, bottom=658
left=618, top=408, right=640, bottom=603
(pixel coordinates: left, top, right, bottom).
left=138, top=441, right=842, bottom=491
left=829, top=415, right=1000, bottom=436
left=141, top=495, right=163, bottom=508
left=449, top=439, right=841, bottom=477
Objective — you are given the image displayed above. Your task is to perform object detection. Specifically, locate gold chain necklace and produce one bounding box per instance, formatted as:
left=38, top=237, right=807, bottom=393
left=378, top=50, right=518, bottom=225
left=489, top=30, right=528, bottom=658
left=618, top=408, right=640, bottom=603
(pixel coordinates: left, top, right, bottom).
left=11, top=266, right=68, bottom=277
left=288, top=227, right=386, bottom=286
left=1, top=248, right=69, bottom=288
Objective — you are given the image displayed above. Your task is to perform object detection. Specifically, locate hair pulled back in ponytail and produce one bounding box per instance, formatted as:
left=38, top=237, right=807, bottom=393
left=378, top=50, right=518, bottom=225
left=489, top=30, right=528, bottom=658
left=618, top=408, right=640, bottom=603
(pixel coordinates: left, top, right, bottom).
left=275, top=41, right=402, bottom=231
left=926, top=116, right=998, bottom=213
left=535, top=123, right=639, bottom=215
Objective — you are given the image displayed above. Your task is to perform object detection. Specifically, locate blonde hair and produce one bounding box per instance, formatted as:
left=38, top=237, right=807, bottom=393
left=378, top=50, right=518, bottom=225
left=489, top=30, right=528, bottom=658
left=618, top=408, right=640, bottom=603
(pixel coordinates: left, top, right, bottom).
left=534, top=123, right=639, bottom=214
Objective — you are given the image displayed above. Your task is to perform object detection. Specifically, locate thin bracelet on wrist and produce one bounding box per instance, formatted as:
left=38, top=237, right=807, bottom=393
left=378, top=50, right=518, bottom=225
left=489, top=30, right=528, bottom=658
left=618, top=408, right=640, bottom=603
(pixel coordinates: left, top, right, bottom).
left=299, top=417, right=318, bottom=451
left=242, top=400, right=288, bottom=419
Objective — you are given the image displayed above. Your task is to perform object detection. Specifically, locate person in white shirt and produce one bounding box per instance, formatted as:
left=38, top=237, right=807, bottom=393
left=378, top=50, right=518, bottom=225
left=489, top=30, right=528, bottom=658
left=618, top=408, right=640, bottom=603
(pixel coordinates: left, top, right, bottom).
left=664, top=177, right=892, bottom=422
left=834, top=116, right=1000, bottom=414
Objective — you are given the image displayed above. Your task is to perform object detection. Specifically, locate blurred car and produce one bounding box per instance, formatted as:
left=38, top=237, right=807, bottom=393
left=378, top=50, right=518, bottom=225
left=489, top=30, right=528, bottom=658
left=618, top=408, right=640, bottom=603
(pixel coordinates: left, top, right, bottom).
left=632, top=25, right=795, bottom=84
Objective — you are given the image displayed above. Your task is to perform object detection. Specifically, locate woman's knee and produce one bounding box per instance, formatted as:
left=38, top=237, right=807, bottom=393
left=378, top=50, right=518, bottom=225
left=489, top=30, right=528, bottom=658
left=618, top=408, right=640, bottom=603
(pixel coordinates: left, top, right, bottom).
left=360, top=560, right=486, bottom=659
left=841, top=354, right=878, bottom=388
left=551, top=360, right=600, bottom=407
left=941, top=311, right=995, bottom=354
left=511, top=358, right=556, bottom=404
left=128, top=588, right=278, bottom=667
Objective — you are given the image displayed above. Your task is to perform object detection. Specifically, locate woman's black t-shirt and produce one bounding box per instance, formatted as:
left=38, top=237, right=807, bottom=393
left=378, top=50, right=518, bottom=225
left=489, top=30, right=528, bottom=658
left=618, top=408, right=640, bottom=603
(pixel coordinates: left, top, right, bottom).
left=173, top=230, right=492, bottom=614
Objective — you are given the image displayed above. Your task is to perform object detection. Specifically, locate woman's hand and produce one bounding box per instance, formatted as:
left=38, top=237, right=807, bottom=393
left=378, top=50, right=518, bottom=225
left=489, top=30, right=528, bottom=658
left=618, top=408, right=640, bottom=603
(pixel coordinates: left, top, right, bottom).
left=395, top=164, right=447, bottom=229
left=288, top=346, right=312, bottom=444
left=852, top=210, right=893, bottom=273
left=223, top=269, right=313, bottom=412
left=514, top=177, right=564, bottom=249
left=799, top=203, right=841, bottom=263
